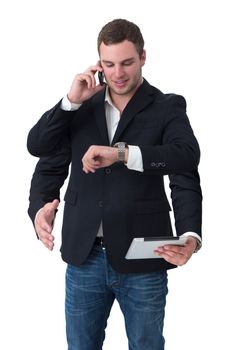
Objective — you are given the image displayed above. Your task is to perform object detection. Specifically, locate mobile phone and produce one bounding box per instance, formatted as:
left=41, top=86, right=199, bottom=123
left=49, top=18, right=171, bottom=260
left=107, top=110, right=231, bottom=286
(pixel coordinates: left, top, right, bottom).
left=98, top=71, right=104, bottom=86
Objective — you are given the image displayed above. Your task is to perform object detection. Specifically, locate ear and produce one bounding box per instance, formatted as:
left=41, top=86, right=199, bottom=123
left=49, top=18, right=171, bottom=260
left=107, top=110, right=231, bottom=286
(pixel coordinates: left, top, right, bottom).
left=140, top=49, right=146, bottom=66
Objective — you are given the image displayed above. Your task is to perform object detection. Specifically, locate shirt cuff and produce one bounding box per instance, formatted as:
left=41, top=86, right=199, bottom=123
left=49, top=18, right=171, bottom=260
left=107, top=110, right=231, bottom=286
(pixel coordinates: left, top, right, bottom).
left=180, top=232, right=202, bottom=252
left=61, top=95, right=82, bottom=111
left=126, top=146, right=144, bottom=172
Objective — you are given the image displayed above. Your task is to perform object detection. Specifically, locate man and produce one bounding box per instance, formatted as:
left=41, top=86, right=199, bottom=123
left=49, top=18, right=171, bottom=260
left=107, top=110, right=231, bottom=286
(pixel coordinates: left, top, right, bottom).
left=27, top=19, right=202, bottom=350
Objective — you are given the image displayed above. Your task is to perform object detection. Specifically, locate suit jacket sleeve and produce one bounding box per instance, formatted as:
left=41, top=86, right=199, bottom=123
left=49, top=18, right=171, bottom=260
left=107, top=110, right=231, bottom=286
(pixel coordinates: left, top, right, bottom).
left=27, top=100, right=77, bottom=157
left=139, top=95, right=200, bottom=174
left=28, top=135, right=71, bottom=224
left=169, top=169, right=202, bottom=236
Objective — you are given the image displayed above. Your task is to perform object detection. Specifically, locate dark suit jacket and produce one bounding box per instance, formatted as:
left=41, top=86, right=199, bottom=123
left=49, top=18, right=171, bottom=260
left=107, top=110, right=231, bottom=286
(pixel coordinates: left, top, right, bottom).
left=27, top=79, right=202, bottom=273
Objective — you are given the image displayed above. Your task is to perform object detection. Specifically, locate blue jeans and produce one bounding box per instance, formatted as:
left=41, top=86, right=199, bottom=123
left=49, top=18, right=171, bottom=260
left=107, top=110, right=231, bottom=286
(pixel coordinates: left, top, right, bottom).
left=65, top=245, right=168, bottom=350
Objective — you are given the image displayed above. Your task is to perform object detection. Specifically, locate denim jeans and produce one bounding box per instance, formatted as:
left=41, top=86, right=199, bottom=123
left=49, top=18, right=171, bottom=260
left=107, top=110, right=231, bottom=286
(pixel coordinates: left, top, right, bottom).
left=65, top=245, right=168, bottom=350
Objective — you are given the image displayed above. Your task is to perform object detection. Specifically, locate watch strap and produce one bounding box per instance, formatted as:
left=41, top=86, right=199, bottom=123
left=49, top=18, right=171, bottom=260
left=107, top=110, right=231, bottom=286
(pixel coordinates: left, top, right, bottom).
left=114, top=142, right=128, bottom=162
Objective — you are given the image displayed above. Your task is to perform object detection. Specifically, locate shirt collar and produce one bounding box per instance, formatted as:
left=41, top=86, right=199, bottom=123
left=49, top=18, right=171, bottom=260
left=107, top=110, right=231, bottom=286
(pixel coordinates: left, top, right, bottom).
left=104, top=86, right=115, bottom=108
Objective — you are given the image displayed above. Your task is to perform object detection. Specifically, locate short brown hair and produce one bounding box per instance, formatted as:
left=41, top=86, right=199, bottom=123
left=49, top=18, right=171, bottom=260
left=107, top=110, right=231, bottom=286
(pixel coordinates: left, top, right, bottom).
left=97, top=19, right=144, bottom=57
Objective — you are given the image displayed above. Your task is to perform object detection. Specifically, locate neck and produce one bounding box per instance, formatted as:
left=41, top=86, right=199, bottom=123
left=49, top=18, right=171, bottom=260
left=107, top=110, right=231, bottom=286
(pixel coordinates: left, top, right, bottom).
left=110, top=94, right=130, bottom=114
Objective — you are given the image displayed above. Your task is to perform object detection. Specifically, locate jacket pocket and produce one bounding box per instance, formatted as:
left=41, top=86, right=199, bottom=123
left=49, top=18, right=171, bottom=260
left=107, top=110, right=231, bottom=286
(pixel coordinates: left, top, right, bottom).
left=133, top=199, right=172, bottom=236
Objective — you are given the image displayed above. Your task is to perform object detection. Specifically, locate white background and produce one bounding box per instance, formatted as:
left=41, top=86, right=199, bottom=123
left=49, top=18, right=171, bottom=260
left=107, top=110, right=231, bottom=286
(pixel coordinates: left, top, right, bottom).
left=0, top=0, right=232, bottom=349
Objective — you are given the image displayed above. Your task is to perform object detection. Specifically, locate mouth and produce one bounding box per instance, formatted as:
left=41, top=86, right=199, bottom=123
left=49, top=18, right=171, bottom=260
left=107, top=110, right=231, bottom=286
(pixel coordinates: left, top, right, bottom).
left=112, top=79, right=128, bottom=88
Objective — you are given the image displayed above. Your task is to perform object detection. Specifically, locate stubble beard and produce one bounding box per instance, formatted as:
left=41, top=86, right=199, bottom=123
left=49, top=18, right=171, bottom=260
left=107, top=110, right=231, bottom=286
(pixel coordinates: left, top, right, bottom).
left=108, top=71, right=142, bottom=97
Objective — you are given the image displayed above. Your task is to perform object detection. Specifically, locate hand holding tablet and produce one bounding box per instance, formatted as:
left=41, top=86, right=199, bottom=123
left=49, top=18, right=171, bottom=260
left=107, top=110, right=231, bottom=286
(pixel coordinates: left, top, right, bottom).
left=125, top=236, right=188, bottom=259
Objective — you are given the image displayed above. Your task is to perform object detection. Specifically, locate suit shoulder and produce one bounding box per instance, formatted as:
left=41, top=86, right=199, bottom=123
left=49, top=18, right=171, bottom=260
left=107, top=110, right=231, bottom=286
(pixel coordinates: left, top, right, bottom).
left=146, top=85, right=188, bottom=118
left=152, top=87, right=186, bottom=106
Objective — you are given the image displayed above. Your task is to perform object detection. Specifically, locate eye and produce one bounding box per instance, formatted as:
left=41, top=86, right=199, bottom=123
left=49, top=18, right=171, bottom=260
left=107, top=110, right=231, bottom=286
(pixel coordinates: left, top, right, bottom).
left=105, top=63, right=114, bottom=68
left=123, top=61, right=133, bottom=66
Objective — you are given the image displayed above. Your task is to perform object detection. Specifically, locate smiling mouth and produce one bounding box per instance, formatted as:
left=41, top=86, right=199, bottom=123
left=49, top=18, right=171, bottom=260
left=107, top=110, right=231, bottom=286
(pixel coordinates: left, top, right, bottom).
left=113, top=79, right=128, bottom=87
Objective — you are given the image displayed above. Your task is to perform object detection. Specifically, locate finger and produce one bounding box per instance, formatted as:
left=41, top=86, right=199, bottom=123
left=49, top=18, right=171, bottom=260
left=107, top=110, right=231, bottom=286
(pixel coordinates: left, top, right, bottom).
left=87, top=64, right=103, bottom=75
left=155, top=250, right=187, bottom=266
left=82, top=156, right=100, bottom=173
left=41, top=237, right=54, bottom=250
left=82, top=164, right=96, bottom=173
left=37, top=229, right=55, bottom=250
left=155, top=246, right=189, bottom=264
left=84, top=64, right=105, bottom=88
left=77, top=73, right=95, bottom=89
left=162, top=244, right=193, bottom=260
left=83, top=68, right=97, bottom=88
left=163, top=244, right=185, bottom=255
left=156, top=247, right=183, bottom=259
left=83, top=168, right=94, bottom=174
left=85, top=160, right=100, bottom=170
left=37, top=227, right=54, bottom=242
left=83, top=155, right=100, bottom=166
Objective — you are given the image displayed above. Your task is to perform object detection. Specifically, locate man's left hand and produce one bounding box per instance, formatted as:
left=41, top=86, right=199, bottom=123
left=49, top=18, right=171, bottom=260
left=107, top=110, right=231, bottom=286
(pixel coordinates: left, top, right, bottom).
left=155, top=236, right=198, bottom=266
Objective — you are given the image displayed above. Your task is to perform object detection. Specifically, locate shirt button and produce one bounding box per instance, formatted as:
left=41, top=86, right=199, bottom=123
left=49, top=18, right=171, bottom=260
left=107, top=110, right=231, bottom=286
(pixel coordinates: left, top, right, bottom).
left=105, top=168, right=112, bottom=174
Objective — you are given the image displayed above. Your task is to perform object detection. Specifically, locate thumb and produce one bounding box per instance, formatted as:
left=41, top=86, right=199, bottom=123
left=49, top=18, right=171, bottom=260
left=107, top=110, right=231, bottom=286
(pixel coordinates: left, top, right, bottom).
left=43, top=200, right=59, bottom=232
left=43, top=199, right=59, bottom=222
left=51, top=199, right=60, bottom=210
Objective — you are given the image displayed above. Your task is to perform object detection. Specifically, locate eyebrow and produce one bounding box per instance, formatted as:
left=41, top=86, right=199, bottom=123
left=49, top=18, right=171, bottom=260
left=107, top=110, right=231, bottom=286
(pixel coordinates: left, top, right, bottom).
left=102, top=58, right=135, bottom=65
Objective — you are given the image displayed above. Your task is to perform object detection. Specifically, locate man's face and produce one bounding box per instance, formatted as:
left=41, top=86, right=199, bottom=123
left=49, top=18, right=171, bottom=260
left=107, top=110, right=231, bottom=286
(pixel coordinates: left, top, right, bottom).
left=99, top=40, right=146, bottom=98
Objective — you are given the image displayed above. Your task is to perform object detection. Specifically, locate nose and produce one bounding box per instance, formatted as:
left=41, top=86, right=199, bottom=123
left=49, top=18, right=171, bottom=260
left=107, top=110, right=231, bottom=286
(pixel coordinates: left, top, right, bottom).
left=114, top=65, right=124, bottom=78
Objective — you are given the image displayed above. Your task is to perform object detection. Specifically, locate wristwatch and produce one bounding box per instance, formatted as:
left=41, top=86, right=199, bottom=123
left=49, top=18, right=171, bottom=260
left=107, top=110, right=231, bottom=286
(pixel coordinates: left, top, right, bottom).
left=113, top=142, right=128, bottom=162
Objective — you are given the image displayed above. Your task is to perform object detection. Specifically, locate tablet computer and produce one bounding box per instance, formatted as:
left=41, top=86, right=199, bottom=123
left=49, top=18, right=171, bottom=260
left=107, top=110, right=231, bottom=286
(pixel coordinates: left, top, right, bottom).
left=125, top=236, right=188, bottom=259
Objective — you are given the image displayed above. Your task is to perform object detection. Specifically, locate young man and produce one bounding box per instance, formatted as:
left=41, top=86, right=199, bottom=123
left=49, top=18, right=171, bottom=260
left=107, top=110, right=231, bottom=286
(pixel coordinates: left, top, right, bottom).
left=27, top=19, right=202, bottom=350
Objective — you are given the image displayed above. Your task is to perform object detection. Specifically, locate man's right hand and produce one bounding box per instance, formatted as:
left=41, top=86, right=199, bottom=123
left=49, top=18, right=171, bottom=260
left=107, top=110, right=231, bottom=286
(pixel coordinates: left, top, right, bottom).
left=67, top=63, right=105, bottom=104
left=35, top=199, right=60, bottom=250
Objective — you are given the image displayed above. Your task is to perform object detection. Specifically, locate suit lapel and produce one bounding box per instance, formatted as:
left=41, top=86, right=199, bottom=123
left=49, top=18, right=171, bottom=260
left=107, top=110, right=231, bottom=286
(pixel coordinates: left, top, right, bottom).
left=111, top=79, right=156, bottom=145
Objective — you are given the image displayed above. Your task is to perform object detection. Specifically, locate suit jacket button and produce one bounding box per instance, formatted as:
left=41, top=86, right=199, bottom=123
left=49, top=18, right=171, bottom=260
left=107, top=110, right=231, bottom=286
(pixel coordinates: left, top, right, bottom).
left=105, top=168, right=112, bottom=174
left=98, top=201, right=104, bottom=207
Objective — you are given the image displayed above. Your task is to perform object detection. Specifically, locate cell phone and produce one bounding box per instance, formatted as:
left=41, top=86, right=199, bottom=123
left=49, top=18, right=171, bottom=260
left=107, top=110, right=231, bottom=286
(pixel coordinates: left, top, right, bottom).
left=98, top=71, right=104, bottom=85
